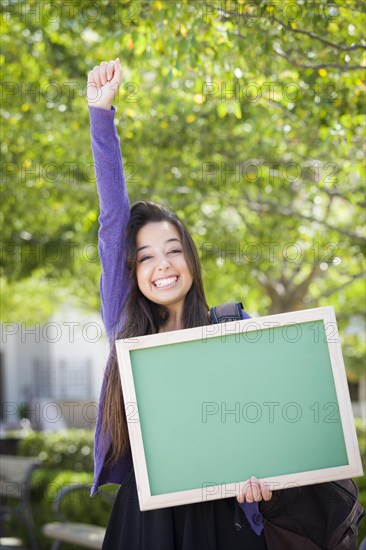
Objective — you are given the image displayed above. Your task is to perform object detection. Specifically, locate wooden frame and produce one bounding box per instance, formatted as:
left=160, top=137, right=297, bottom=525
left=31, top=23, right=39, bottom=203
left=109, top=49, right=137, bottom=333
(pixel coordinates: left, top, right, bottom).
left=115, top=306, right=363, bottom=511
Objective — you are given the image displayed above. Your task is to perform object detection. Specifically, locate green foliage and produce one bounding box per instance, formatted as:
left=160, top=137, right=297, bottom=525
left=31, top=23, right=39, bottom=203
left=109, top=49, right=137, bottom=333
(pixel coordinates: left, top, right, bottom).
left=7, top=468, right=113, bottom=550
left=29, top=467, right=113, bottom=526
left=1, top=0, right=365, bottom=376
left=6, top=429, right=113, bottom=549
left=17, top=428, right=94, bottom=472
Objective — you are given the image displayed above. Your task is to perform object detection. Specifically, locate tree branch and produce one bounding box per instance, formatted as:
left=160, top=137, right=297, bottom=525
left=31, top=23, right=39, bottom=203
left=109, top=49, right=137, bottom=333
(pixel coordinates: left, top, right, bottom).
left=217, top=6, right=365, bottom=54
left=256, top=263, right=323, bottom=313
left=272, top=16, right=366, bottom=52
left=239, top=194, right=365, bottom=241
left=256, top=272, right=285, bottom=300
left=320, top=187, right=365, bottom=209
left=325, top=194, right=334, bottom=219
left=273, top=47, right=365, bottom=72
left=320, top=272, right=365, bottom=298
left=289, top=263, right=322, bottom=305
left=262, top=97, right=304, bottom=123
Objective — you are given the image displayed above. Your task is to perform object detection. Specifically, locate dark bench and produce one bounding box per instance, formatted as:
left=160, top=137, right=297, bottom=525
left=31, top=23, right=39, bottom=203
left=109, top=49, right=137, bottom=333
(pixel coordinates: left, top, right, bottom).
left=42, top=484, right=114, bottom=550
left=0, top=454, right=41, bottom=550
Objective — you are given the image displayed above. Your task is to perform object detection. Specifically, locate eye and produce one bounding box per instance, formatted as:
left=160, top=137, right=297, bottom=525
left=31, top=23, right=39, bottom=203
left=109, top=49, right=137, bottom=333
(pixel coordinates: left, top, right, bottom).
left=138, top=255, right=152, bottom=263
left=168, top=249, right=182, bottom=254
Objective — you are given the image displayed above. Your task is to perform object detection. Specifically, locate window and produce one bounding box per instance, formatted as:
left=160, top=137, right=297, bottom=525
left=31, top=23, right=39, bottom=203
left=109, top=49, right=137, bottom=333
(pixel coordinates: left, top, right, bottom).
left=33, top=358, right=92, bottom=399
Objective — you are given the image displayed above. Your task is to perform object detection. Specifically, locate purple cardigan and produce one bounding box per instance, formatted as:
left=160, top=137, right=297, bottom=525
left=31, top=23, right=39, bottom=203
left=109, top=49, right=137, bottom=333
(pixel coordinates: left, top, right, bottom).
left=88, top=105, right=263, bottom=535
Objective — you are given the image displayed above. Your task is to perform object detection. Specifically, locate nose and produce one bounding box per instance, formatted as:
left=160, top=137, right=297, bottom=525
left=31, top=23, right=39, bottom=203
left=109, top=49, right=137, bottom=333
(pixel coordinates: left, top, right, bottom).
left=157, top=257, right=170, bottom=271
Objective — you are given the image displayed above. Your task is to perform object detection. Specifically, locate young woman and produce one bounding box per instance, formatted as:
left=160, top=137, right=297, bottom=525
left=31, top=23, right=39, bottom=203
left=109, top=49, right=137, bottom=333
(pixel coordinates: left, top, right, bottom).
left=87, top=57, right=273, bottom=550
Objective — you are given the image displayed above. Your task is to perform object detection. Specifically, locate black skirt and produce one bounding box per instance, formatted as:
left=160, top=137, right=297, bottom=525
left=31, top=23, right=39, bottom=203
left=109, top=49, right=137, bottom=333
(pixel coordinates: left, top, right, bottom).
left=102, top=469, right=268, bottom=550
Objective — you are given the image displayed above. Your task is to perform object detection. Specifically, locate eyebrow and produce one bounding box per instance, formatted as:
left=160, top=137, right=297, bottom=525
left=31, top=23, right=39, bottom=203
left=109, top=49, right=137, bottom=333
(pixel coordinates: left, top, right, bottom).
left=136, top=238, right=181, bottom=254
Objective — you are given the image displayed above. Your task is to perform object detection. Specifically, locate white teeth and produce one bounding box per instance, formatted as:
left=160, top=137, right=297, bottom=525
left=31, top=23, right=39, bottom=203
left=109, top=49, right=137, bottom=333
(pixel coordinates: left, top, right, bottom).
left=154, top=276, right=178, bottom=288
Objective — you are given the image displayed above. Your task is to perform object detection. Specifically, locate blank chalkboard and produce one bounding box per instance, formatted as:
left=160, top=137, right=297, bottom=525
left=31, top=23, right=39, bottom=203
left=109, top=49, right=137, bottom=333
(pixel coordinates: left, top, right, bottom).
left=115, top=306, right=363, bottom=511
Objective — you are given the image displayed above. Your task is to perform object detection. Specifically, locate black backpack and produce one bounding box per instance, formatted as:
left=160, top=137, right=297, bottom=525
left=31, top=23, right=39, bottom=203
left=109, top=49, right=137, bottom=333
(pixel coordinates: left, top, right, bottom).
left=260, top=479, right=364, bottom=550
left=211, top=303, right=365, bottom=549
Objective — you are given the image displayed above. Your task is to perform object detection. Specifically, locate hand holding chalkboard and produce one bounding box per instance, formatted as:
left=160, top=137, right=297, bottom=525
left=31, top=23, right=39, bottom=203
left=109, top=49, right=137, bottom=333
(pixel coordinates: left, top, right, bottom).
left=236, top=476, right=272, bottom=504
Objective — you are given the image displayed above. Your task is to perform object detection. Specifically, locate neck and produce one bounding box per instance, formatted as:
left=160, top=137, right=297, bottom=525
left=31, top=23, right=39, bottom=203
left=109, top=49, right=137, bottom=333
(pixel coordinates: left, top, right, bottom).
left=159, top=304, right=184, bottom=333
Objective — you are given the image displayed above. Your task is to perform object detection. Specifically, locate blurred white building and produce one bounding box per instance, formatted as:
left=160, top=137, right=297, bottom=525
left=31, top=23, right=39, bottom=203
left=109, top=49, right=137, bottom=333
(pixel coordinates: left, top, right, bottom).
left=0, top=303, right=110, bottom=431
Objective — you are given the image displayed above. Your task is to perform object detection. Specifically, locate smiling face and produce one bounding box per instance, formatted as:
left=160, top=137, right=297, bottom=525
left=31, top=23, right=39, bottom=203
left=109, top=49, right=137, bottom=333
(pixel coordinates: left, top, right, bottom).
left=135, top=221, right=193, bottom=311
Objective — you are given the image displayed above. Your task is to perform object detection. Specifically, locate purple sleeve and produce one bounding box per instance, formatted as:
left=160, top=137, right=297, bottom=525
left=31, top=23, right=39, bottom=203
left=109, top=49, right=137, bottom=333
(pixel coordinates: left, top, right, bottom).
left=88, top=105, right=131, bottom=339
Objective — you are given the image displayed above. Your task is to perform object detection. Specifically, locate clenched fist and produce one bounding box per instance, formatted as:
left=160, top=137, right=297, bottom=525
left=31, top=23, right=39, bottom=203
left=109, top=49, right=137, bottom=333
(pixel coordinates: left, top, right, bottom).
left=87, top=58, right=123, bottom=110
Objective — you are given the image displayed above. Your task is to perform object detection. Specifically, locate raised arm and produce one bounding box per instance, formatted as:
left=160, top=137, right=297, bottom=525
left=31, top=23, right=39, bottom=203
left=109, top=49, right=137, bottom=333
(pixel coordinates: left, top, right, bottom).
left=87, top=59, right=130, bottom=339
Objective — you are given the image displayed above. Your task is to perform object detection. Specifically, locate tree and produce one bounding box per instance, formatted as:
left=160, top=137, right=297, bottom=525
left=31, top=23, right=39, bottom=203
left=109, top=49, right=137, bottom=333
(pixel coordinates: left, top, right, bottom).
left=1, top=0, right=365, bottom=377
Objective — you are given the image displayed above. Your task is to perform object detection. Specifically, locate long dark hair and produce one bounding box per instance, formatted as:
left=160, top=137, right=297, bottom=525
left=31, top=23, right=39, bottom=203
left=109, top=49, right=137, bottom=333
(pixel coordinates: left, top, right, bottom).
left=102, top=201, right=210, bottom=465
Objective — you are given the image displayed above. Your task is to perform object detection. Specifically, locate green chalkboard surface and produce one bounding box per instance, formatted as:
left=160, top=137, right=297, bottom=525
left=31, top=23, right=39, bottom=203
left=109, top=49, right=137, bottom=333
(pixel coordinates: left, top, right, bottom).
left=116, top=307, right=363, bottom=510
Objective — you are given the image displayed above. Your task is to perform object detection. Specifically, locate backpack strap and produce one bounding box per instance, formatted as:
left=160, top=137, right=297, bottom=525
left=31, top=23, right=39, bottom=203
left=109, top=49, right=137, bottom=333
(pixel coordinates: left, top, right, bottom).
left=210, top=302, right=243, bottom=324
